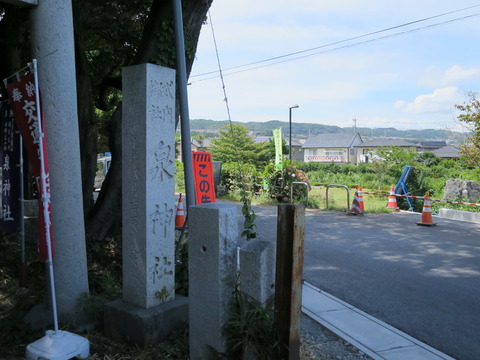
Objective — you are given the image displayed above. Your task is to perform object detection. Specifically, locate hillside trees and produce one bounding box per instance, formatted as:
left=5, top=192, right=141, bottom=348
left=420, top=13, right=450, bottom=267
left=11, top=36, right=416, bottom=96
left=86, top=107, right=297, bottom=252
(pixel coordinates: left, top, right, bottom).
left=0, top=0, right=213, bottom=240
left=455, top=91, right=480, bottom=170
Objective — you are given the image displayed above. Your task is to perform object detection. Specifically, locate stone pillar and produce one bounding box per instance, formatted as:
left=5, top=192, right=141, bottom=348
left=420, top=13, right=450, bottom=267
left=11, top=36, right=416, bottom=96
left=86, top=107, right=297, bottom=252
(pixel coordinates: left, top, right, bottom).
left=104, top=64, right=188, bottom=347
left=121, top=63, right=176, bottom=308
left=239, top=240, right=276, bottom=360
left=189, top=204, right=238, bottom=360
left=239, top=240, right=276, bottom=306
left=30, top=0, right=88, bottom=317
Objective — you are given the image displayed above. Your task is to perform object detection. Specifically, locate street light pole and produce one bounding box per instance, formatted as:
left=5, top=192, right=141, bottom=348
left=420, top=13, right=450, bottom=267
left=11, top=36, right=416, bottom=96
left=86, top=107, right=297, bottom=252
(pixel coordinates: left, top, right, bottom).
left=289, top=105, right=299, bottom=161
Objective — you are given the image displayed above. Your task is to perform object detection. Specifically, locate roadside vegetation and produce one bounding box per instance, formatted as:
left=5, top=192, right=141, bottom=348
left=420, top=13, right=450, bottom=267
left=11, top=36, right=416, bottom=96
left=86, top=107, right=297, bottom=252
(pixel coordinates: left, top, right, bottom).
left=3, top=95, right=480, bottom=359
left=207, top=151, right=480, bottom=214
left=0, top=230, right=326, bottom=359
left=197, top=95, right=480, bottom=214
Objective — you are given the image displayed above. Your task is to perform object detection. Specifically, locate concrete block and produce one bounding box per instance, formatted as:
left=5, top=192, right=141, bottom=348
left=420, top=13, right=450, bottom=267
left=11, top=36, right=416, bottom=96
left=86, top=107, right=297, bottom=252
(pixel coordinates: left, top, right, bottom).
left=439, top=208, right=480, bottom=224
left=104, top=296, right=188, bottom=348
left=189, top=204, right=238, bottom=360
left=239, top=240, right=276, bottom=306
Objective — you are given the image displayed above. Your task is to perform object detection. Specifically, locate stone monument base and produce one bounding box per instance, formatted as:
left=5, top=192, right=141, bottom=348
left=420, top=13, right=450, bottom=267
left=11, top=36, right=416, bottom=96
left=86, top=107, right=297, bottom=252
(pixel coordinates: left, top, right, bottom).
left=24, top=303, right=95, bottom=332
left=104, top=295, right=188, bottom=348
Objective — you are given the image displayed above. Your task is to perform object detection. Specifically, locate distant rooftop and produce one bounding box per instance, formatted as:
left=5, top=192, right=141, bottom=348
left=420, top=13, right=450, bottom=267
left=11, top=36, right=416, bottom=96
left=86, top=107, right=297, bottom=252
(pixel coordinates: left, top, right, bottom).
left=302, top=132, right=361, bottom=148
left=253, top=136, right=272, bottom=143
left=191, top=138, right=212, bottom=147
left=254, top=136, right=303, bottom=146
left=420, top=141, right=447, bottom=148
left=431, top=145, right=461, bottom=158
left=359, top=138, right=418, bottom=148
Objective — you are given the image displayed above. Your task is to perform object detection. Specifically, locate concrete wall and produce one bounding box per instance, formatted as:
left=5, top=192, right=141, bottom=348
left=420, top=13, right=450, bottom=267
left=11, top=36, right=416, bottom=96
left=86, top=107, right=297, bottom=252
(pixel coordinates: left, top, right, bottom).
left=439, top=208, right=480, bottom=224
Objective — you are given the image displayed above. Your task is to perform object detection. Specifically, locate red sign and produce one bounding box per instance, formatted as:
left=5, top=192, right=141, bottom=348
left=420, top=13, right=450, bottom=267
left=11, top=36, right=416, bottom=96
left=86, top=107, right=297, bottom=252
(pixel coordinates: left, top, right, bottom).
left=6, top=72, right=54, bottom=262
left=307, top=155, right=345, bottom=162
left=192, top=152, right=216, bottom=205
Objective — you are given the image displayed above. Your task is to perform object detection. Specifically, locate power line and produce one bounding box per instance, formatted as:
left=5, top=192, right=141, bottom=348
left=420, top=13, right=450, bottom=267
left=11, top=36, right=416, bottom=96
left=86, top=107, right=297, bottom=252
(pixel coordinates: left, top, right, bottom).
left=191, top=6, right=480, bottom=82
left=193, top=4, right=480, bottom=77
left=194, top=13, right=480, bottom=82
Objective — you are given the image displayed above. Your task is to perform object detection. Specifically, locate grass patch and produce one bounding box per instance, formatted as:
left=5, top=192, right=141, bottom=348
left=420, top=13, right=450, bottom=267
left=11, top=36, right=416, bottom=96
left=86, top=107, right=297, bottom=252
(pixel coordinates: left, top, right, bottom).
left=0, top=232, right=191, bottom=359
left=85, top=327, right=189, bottom=360
left=1, top=229, right=332, bottom=360
left=221, top=186, right=392, bottom=213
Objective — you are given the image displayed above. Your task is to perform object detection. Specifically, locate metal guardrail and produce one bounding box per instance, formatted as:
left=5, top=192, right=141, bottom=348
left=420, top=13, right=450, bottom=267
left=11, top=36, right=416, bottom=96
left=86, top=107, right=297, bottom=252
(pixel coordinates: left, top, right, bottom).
left=326, top=184, right=350, bottom=211
left=363, top=191, right=480, bottom=206
left=290, top=181, right=309, bottom=206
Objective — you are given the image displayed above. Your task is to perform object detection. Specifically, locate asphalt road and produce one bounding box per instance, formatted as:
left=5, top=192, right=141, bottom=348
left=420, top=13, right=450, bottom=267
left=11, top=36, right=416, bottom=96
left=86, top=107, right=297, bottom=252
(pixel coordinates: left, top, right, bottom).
left=242, top=204, right=480, bottom=360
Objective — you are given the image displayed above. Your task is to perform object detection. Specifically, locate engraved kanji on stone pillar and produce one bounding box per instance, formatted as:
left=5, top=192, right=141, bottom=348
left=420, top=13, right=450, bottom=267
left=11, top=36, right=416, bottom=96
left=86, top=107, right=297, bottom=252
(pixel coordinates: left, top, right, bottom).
left=122, top=64, right=176, bottom=309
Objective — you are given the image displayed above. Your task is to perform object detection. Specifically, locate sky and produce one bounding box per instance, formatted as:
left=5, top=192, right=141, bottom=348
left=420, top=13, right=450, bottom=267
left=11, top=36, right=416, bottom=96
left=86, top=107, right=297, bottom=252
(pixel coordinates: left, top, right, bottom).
left=187, top=1, right=480, bottom=131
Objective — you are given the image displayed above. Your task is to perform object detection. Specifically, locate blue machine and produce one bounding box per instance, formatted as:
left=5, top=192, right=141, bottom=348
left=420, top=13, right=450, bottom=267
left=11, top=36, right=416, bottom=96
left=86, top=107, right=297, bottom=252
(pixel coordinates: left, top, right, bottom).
left=393, top=165, right=414, bottom=211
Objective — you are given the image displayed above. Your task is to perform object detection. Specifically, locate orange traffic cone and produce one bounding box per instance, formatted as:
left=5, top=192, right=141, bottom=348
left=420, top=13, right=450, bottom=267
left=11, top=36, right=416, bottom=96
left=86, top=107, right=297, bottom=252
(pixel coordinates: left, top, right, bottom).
left=358, top=187, right=365, bottom=212
left=417, top=192, right=436, bottom=226
left=175, top=193, right=185, bottom=227
left=347, top=190, right=364, bottom=216
left=386, top=185, right=399, bottom=212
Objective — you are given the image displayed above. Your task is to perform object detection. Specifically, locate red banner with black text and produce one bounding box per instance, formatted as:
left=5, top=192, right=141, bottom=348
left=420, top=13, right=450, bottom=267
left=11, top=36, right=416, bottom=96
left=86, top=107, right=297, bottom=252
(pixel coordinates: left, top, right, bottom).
left=192, top=152, right=216, bottom=205
left=5, top=72, right=53, bottom=262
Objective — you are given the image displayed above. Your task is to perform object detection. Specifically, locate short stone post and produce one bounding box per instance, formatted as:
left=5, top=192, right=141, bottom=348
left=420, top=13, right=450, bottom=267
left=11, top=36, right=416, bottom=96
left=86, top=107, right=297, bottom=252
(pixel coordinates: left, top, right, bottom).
left=239, top=240, right=276, bottom=360
left=104, top=63, right=187, bottom=347
left=189, top=204, right=238, bottom=359
left=239, top=240, right=276, bottom=306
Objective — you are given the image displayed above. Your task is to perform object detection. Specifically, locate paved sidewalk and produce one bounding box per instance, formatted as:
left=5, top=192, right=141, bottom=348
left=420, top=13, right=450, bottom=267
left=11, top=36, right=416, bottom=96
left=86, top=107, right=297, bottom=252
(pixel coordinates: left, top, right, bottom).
left=302, top=282, right=456, bottom=360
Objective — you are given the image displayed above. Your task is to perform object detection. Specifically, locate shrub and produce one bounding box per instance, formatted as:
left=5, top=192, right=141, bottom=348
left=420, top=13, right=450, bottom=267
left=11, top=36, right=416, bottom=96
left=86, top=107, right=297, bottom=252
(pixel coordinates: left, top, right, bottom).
left=219, top=162, right=262, bottom=195
left=175, top=160, right=185, bottom=193
left=263, top=160, right=310, bottom=203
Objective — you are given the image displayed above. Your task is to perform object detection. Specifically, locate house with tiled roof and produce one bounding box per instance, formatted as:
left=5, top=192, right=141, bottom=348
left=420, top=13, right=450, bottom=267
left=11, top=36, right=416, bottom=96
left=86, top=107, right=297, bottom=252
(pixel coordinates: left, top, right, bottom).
left=420, top=141, right=447, bottom=151
left=176, top=137, right=212, bottom=160
left=302, top=132, right=362, bottom=164
left=356, top=138, right=419, bottom=163
left=253, top=136, right=272, bottom=144
left=431, top=145, right=461, bottom=160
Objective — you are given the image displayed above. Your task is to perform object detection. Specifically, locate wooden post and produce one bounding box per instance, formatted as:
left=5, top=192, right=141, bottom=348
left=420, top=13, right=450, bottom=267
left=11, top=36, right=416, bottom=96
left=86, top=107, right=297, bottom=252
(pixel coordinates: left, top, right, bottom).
left=274, top=204, right=305, bottom=360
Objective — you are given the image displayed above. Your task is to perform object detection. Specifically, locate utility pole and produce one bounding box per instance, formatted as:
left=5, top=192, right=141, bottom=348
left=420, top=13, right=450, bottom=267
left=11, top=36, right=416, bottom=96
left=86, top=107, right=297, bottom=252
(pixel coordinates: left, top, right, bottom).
left=289, top=105, right=299, bottom=161
left=172, top=0, right=195, bottom=208
left=352, top=118, right=357, bottom=133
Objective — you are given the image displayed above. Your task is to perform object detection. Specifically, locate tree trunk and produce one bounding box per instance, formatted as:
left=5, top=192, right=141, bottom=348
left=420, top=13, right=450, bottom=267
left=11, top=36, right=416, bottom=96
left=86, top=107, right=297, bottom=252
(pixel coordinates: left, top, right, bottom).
left=85, top=105, right=122, bottom=240
left=84, top=0, right=213, bottom=240
left=73, top=1, right=98, bottom=217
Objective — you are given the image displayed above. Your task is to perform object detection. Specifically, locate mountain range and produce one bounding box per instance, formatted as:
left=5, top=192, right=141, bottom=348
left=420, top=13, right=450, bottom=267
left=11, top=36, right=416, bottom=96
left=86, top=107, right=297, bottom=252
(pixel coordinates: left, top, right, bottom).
left=190, top=119, right=463, bottom=142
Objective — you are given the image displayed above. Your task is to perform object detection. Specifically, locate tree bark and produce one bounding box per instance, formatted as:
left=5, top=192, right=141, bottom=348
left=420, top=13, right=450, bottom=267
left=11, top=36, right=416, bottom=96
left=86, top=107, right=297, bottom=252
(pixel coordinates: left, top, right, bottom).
left=85, top=0, right=213, bottom=240
left=73, top=2, right=98, bottom=217
left=86, top=105, right=122, bottom=240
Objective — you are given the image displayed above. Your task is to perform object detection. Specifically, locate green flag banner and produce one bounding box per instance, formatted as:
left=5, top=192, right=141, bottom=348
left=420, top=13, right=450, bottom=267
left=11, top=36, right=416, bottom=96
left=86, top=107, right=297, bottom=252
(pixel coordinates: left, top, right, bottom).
left=273, top=128, right=283, bottom=171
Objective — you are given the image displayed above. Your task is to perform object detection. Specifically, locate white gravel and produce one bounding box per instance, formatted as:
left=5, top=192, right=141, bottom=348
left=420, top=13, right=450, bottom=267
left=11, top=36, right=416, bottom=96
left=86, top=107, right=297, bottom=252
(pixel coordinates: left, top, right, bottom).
left=301, top=314, right=372, bottom=360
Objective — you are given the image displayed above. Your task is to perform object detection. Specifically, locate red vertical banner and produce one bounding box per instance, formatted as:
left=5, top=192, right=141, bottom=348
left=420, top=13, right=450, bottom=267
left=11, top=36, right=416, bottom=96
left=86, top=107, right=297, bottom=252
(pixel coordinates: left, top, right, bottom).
left=5, top=72, right=54, bottom=262
left=192, top=152, right=216, bottom=205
